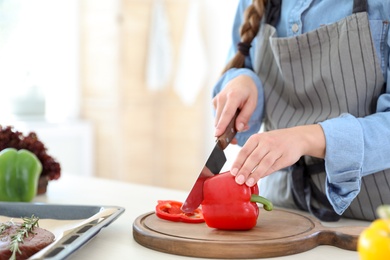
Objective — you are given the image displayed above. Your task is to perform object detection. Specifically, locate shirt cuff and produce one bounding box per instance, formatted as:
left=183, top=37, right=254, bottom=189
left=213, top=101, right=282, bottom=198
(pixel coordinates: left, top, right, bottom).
left=212, top=68, right=264, bottom=147
left=319, top=113, right=364, bottom=215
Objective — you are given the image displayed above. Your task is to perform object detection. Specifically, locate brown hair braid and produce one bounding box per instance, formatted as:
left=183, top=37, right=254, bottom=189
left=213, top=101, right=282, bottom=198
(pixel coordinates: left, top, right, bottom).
left=221, top=0, right=267, bottom=74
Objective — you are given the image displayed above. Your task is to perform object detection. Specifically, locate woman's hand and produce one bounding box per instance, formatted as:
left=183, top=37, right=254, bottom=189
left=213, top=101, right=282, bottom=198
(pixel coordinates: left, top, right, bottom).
left=230, top=124, right=326, bottom=186
left=212, top=75, right=258, bottom=140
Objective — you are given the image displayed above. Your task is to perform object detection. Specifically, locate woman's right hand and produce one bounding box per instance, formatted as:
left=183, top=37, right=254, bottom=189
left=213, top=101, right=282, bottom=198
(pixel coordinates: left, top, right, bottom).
left=212, top=75, right=258, bottom=139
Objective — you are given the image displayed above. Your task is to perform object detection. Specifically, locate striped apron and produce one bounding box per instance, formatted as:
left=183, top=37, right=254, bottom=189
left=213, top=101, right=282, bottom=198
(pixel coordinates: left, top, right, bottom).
left=254, top=0, right=389, bottom=221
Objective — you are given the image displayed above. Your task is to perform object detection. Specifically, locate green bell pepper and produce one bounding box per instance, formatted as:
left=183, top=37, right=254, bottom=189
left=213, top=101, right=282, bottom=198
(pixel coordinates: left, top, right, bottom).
left=0, top=148, right=42, bottom=202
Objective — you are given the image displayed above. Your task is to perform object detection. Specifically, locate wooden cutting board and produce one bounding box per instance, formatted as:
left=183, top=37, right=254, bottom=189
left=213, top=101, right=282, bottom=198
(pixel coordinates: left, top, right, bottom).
left=133, top=208, right=366, bottom=259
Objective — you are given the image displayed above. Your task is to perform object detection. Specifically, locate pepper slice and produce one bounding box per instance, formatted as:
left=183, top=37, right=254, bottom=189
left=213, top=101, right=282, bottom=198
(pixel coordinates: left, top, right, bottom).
left=155, top=200, right=204, bottom=223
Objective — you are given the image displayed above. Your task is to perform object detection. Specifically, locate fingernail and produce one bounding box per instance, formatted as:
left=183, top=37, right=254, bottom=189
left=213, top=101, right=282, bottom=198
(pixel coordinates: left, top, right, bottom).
left=236, top=175, right=245, bottom=185
left=246, top=178, right=255, bottom=186
left=237, top=123, right=245, bottom=132
left=231, top=168, right=238, bottom=176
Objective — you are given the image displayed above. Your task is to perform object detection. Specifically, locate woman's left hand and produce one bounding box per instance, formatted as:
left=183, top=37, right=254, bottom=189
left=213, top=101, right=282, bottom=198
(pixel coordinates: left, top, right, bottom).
left=230, top=124, right=326, bottom=187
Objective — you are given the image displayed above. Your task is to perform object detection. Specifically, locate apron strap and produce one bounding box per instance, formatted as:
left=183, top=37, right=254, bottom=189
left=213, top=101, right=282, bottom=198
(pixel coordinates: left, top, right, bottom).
left=266, top=0, right=367, bottom=27
left=291, top=158, right=341, bottom=222
left=353, top=0, right=367, bottom=13
left=265, top=0, right=281, bottom=27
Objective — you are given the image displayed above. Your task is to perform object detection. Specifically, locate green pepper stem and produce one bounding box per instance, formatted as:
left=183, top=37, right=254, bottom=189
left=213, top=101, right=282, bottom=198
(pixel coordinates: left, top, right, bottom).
left=250, top=194, right=273, bottom=211
left=376, top=205, right=390, bottom=219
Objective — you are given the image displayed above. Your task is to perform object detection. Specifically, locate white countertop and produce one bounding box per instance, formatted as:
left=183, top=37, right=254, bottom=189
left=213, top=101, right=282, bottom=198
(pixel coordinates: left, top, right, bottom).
left=34, top=174, right=369, bottom=260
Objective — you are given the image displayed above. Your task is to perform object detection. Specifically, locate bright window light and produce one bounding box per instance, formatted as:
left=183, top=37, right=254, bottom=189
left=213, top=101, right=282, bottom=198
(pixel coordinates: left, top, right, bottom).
left=0, top=0, right=80, bottom=121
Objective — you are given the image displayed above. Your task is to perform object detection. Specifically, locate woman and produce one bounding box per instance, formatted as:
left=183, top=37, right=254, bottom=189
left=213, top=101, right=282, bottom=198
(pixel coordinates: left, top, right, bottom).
left=212, top=0, right=390, bottom=221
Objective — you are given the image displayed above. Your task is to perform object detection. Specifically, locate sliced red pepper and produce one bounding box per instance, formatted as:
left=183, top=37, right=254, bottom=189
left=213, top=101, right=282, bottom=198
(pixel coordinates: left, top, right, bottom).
left=155, top=200, right=205, bottom=223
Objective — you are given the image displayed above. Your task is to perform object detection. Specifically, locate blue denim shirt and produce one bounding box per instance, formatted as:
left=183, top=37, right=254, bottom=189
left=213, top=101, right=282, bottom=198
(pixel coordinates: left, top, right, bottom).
left=212, top=0, right=390, bottom=214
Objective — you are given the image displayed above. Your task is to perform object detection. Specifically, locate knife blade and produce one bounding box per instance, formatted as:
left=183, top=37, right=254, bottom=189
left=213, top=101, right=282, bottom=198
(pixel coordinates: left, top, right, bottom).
left=181, top=110, right=239, bottom=213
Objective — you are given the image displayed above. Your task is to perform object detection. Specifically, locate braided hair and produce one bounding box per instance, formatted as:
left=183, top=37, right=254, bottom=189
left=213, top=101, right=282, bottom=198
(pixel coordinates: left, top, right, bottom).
left=222, top=0, right=267, bottom=74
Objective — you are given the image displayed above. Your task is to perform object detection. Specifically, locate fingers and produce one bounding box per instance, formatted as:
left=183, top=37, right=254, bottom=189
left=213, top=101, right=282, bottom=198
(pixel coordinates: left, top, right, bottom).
left=236, top=91, right=257, bottom=131
left=212, top=95, right=226, bottom=134
left=231, top=152, right=281, bottom=187
left=229, top=126, right=320, bottom=187
left=246, top=153, right=283, bottom=186
left=230, top=134, right=284, bottom=187
left=215, top=101, right=239, bottom=136
left=231, top=136, right=281, bottom=186
left=212, top=75, right=258, bottom=137
left=213, top=97, right=254, bottom=137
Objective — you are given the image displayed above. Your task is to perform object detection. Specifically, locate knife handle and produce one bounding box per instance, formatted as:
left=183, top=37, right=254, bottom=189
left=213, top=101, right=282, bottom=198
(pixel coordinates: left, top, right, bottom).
left=217, top=110, right=239, bottom=150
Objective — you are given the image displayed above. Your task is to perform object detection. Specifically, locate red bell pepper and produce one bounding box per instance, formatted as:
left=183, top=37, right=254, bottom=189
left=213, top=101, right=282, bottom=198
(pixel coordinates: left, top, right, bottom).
left=155, top=200, right=205, bottom=223
left=201, top=171, right=273, bottom=230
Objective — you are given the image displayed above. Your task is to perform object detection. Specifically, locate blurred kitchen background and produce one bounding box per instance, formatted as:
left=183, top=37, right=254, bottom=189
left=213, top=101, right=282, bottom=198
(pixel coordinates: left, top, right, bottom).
left=0, top=0, right=240, bottom=191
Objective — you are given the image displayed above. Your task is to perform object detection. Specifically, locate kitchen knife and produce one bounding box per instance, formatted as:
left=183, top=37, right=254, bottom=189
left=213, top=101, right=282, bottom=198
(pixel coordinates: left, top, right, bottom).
left=181, top=110, right=239, bottom=213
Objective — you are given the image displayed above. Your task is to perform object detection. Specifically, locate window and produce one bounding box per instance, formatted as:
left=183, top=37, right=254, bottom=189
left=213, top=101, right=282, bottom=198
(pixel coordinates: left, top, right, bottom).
left=0, top=0, right=79, bottom=121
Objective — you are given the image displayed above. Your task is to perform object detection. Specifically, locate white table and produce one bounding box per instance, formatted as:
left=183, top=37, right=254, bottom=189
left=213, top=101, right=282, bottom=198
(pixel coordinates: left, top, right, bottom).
left=34, top=174, right=369, bottom=260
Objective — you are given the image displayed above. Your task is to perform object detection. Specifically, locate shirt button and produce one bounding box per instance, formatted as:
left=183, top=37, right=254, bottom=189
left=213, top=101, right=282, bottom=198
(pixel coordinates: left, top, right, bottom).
left=292, top=23, right=299, bottom=33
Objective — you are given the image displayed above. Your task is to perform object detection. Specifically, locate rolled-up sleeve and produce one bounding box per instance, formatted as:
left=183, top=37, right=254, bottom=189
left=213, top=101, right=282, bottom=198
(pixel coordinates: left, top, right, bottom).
left=319, top=114, right=363, bottom=215
left=320, top=105, right=390, bottom=215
